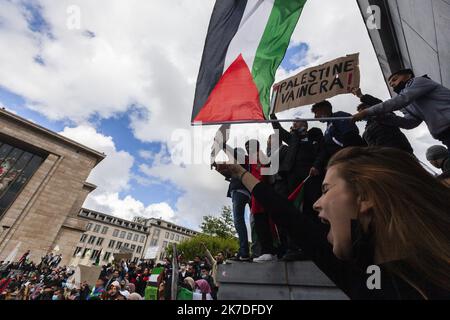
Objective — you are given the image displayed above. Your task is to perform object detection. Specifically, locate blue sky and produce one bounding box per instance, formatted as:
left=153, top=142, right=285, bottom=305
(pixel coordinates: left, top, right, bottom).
left=2, top=0, right=434, bottom=228
left=0, top=0, right=311, bottom=220
left=1, top=84, right=183, bottom=208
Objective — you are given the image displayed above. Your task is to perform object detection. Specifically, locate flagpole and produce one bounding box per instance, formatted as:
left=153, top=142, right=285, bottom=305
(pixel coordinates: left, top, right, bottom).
left=192, top=117, right=354, bottom=126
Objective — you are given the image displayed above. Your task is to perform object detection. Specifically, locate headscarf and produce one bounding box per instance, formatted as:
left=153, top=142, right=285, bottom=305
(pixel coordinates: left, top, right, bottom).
left=127, top=283, right=136, bottom=293
left=183, top=277, right=196, bottom=291
left=127, top=292, right=143, bottom=300
left=195, top=279, right=211, bottom=294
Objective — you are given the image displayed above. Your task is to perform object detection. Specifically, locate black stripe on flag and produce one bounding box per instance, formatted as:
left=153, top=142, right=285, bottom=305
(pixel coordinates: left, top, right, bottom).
left=191, top=0, right=248, bottom=122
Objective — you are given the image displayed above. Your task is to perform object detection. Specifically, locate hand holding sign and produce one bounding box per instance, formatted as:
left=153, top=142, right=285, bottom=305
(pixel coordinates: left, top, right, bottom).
left=273, top=53, right=360, bottom=114
left=351, top=87, right=363, bottom=98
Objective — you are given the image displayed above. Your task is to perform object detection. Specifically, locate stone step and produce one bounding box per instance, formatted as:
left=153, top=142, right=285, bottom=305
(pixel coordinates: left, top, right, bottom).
left=217, top=261, right=349, bottom=300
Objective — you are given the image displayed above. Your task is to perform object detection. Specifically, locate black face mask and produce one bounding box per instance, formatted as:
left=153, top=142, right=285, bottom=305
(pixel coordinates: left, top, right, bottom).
left=350, top=219, right=374, bottom=267
left=393, top=80, right=407, bottom=94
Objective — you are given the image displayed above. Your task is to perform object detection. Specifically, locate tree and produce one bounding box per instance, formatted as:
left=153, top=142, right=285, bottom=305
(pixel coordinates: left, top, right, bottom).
left=200, top=206, right=236, bottom=239
left=165, top=234, right=238, bottom=261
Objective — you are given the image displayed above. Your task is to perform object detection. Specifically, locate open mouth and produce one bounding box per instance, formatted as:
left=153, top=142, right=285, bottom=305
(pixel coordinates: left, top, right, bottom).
left=320, top=217, right=330, bottom=226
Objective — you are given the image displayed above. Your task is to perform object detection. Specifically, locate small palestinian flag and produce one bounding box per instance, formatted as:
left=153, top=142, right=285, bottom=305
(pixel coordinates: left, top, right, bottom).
left=148, top=267, right=164, bottom=286
left=288, top=176, right=310, bottom=209
left=192, top=0, right=307, bottom=124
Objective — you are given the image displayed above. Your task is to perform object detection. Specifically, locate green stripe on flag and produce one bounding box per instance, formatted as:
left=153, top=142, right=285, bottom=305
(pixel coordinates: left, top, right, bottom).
left=252, top=0, right=307, bottom=117
left=293, top=184, right=305, bottom=209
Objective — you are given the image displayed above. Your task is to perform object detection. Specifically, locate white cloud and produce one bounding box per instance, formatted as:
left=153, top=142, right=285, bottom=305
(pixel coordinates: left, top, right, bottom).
left=138, top=150, right=153, bottom=160
left=0, top=0, right=441, bottom=229
left=59, top=124, right=181, bottom=223
left=84, top=192, right=176, bottom=222
left=59, top=125, right=133, bottom=193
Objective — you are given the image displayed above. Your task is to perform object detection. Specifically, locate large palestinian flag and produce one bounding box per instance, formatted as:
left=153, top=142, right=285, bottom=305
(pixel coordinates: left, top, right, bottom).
left=192, top=0, right=307, bottom=124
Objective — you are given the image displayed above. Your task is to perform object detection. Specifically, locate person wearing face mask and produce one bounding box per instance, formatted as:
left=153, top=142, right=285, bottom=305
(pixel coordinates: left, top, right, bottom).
left=199, top=265, right=216, bottom=299
left=270, top=115, right=325, bottom=261
left=217, top=147, right=450, bottom=299
left=353, top=69, right=450, bottom=150
left=178, top=264, right=190, bottom=285
left=426, top=145, right=450, bottom=175
left=270, top=115, right=324, bottom=196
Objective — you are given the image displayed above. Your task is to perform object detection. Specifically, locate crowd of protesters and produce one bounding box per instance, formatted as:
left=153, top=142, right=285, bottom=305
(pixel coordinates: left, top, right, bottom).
left=213, top=68, right=450, bottom=299
left=0, top=244, right=225, bottom=301
left=1, top=68, right=449, bottom=301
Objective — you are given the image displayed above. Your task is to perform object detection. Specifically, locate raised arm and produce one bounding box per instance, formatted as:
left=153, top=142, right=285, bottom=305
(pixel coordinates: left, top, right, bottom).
left=379, top=112, right=422, bottom=129
left=366, top=77, right=438, bottom=116
left=270, top=113, right=291, bottom=144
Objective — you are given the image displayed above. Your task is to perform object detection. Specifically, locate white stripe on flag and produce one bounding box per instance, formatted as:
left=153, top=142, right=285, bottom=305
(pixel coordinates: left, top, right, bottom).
left=223, top=0, right=274, bottom=73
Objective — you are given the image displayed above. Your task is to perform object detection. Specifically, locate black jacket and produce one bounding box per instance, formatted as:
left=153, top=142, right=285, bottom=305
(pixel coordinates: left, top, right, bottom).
left=360, top=95, right=414, bottom=154
left=271, top=122, right=323, bottom=187
left=252, top=182, right=450, bottom=300
left=313, top=112, right=364, bottom=171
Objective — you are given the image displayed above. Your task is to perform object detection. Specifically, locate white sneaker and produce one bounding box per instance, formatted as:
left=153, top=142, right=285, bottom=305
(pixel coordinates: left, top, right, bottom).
left=252, top=254, right=277, bottom=263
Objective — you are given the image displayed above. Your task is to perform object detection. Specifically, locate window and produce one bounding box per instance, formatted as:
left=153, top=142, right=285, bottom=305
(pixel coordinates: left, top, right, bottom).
left=120, top=231, right=126, bottom=239
left=133, top=234, right=139, bottom=242
left=116, top=242, right=123, bottom=249
left=93, top=224, right=101, bottom=233
left=140, top=235, right=145, bottom=243
left=136, top=246, right=142, bottom=254
left=175, top=235, right=179, bottom=241
left=108, top=240, right=115, bottom=248
left=101, top=226, right=108, bottom=234
left=163, top=241, right=168, bottom=248
left=113, top=229, right=119, bottom=237
left=88, top=235, right=96, bottom=244
left=82, top=248, right=89, bottom=258
left=86, top=223, right=93, bottom=231
left=127, top=232, right=132, bottom=240
left=73, top=247, right=82, bottom=257
left=159, top=252, right=165, bottom=260
left=0, top=142, right=44, bottom=218
left=90, top=250, right=100, bottom=261
left=123, top=243, right=129, bottom=248
left=103, top=252, right=111, bottom=261
left=170, top=233, right=174, bottom=240
left=150, top=239, right=158, bottom=246
left=133, top=257, right=139, bottom=264
left=80, top=234, right=87, bottom=243
left=165, top=232, right=169, bottom=239
left=96, top=237, right=104, bottom=246
left=154, top=229, right=160, bottom=237
left=131, top=244, right=136, bottom=252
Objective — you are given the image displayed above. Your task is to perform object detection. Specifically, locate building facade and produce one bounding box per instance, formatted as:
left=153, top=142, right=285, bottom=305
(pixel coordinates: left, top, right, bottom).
left=142, top=218, right=199, bottom=262
left=71, top=210, right=200, bottom=265
left=0, top=108, right=105, bottom=266
left=73, top=208, right=150, bottom=264
left=358, top=0, right=450, bottom=89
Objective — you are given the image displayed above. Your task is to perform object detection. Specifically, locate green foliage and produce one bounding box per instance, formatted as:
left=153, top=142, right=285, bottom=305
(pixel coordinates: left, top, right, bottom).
left=200, top=206, right=236, bottom=239
left=165, top=234, right=239, bottom=261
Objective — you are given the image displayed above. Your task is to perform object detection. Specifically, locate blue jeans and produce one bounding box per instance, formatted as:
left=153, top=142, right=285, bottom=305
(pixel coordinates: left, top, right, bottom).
left=232, top=191, right=250, bottom=258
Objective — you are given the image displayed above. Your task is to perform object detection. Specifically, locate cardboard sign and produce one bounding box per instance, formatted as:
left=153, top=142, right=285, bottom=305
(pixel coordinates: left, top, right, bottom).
left=144, top=246, right=159, bottom=260
left=273, top=53, right=360, bottom=113
left=66, top=265, right=102, bottom=289
left=113, top=252, right=133, bottom=262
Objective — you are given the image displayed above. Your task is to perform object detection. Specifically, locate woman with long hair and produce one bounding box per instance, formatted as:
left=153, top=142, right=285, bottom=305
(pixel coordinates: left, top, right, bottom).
left=219, top=147, right=450, bottom=299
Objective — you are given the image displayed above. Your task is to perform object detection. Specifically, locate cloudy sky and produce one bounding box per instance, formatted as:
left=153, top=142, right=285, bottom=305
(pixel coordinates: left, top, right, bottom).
left=0, top=0, right=436, bottom=231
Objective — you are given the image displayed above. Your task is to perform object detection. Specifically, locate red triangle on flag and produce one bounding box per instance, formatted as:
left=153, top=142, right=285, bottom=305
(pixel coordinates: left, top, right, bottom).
left=193, top=54, right=266, bottom=123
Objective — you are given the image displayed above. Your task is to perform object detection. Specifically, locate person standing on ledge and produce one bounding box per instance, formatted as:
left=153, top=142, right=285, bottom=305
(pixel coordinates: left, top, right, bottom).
left=352, top=69, right=450, bottom=150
